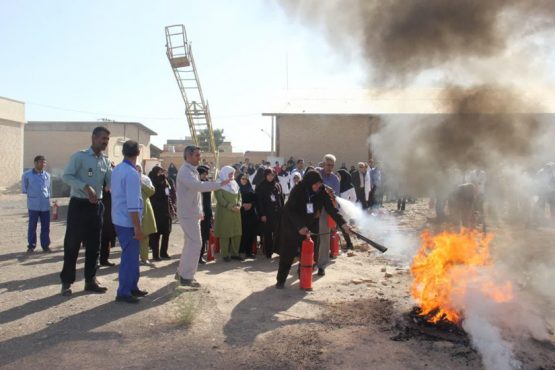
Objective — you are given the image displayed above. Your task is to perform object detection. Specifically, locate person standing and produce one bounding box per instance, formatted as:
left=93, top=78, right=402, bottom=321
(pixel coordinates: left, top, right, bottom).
left=21, top=155, right=52, bottom=253
left=275, top=170, right=350, bottom=288
left=100, top=161, right=116, bottom=267
left=214, top=166, right=243, bottom=262
left=111, top=141, right=146, bottom=303
left=238, top=174, right=258, bottom=259
left=136, top=164, right=157, bottom=266
left=316, top=154, right=340, bottom=276
left=148, top=166, right=173, bottom=260
left=351, top=162, right=369, bottom=209
left=198, top=165, right=212, bottom=264
left=255, top=168, right=284, bottom=259
left=176, top=146, right=233, bottom=287
left=60, top=127, right=111, bottom=296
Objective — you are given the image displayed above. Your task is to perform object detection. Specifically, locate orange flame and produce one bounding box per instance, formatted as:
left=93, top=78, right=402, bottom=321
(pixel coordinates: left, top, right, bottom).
left=410, top=229, right=513, bottom=323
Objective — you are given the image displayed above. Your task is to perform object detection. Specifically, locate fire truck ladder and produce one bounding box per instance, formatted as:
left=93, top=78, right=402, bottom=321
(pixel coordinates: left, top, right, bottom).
left=165, top=24, right=219, bottom=172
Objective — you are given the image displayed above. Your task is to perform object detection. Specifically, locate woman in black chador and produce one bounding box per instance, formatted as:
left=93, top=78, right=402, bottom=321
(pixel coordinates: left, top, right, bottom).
left=255, top=168, right=284, bottom=258
left=238, top=174, right=258, bottom=258
left=148, top=166, right=173, bottom=260
left=275, top=170, right=351, bottom=289
left=198, top=165, right=212, bottom=264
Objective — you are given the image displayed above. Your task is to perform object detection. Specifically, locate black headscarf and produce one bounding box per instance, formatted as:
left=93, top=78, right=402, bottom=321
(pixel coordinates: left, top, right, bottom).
left=262, top=168, right=276, bottom=184
left=301, top=170, right=323, bottom=191
left=252, top=166, right=266, bottom=187
left=238, top=175, right=253, bottom=194
left=148, top=165, right=163, bottom=182
left=337, top=169, right=354, bottom=193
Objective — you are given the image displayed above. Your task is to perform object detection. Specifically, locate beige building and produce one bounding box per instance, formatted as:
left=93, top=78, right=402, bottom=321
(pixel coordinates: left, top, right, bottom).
left=0, top=96, right=26, bottom=191
left=24, top=121, right=157, bottom=173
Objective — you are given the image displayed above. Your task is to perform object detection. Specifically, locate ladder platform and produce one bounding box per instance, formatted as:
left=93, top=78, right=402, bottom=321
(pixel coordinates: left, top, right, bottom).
left=169, top=56, right=190, bottom=68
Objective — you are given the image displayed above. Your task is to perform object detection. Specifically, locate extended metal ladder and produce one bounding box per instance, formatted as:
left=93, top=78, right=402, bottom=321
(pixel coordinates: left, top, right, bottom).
left=165, top=25, right=219, bottom=173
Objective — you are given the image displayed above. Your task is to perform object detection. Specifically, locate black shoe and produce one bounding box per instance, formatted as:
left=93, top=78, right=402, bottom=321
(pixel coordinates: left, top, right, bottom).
left=317, top=268, right=326, bottom=276
left=100, top=260, right=116, bottom=267
left=131, top=289, right=148, bottom=297
left=61, top=283, right=72, bottom=296
left=26, top=246, right=35, bottom=254
left=42, top=247, right=52, bottom=253
left=152, top=257, right=162, bottom=262
left=245, top=254, right=255, bottom=259
left=275, top=282, right=285, bottom=289
left=84, top=281, right=108, bottom=293
left=198, top=258, right=207, bottom=264
left=116, top=295, right=140, bottom=304
left=179, top=277, right=201, bottom=288
left=160, top=254, right=171, bottom=260
left=231, top=255, right=244, bottom=261
left=223, top=257, right=231, bottom=262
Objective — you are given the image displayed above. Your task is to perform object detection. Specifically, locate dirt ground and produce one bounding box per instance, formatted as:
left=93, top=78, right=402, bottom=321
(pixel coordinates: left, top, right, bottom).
left=1, top=194, right=554, bottom=370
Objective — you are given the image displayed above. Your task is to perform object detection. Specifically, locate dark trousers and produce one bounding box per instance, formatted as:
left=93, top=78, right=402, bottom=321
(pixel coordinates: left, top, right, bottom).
left=28, top=210, right=50, bottom=250
left=240, top=231, right=256, bottom=255
left=114, top=225, right=140, bottom=297
left=149, top=232, right=170, bottom=259
left=262, top=221, right=276, bottom=258
left=276, top=239, right=304, bottom=284
left=60, top=198, right=103, bottom=284
left=100, top=236, right=116, bottom=263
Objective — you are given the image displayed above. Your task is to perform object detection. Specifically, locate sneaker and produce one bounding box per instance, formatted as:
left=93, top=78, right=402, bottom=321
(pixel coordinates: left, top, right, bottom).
left=131, top=289, right=148, bottom=297
left=140, top=259, right=154, bottom=266
left=179, top=277, right=201, bottom=288
left=84, top=280, right=108, bottom=293
left=275, top=281, right=285, bottom=289
left=198, top=257, right=207, bottom=264
left=116, top=295, right=140, bottom=304
left=61, top=283, right=72, bottom=296
left=317, top=268, right=326, bottom=276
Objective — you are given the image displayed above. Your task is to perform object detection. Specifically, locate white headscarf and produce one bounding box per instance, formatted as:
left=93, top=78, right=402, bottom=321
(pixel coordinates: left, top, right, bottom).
left=219, top=165, right=239, bottom=194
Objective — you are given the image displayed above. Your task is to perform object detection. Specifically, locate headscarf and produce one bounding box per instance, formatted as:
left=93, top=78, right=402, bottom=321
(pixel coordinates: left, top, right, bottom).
left=291, top=171, right=302, bottom=182
left=302, top=170, right=323, bottom=191
left=218, top=165, right=239, bottom=194
left=148, top=165, right=162, bottom=182
left=252, top=166, right=266, bottom=187
left=238, top=174, right=253, bottom=194
left=197, top=165, right=209, bottom=176
left=337, top=169, right=354, bottom=193
left=262, top=168, right=276, bottom=183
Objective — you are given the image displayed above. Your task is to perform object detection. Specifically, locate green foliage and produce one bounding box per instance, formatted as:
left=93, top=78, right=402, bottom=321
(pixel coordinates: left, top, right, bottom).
left=197, top=128, right=225, bottom=152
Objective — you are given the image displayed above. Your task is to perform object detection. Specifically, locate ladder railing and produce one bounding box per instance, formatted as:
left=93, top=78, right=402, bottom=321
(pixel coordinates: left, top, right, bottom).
left=165, top=24, right=219, bottom=173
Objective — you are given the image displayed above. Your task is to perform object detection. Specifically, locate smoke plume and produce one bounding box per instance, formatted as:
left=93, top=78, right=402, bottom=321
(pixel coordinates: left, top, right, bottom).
left=278, top=0, right=555, bottom=368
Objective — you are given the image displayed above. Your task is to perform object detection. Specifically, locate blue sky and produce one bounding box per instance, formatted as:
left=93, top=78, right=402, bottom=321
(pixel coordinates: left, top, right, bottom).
left=0, top=0, right=367, bottom=151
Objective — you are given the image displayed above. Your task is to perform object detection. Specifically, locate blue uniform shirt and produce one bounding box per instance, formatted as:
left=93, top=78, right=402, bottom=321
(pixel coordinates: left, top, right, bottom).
left=318, top=168, right=340, bottom=194
left=111, top=160, right=143, bottom=228
left=21, top=169, right=51, bottom=211
left=63, top=147, right=111, bottom=200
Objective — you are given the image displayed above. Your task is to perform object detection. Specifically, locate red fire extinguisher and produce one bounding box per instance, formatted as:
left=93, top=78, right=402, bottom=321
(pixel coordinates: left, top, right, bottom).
left=300, top=234, right=314, bottom=291
left=208, top=229, right=216, bottom=261
left=330, top=230, right=340, bottom=258
left=52, top=200, right=59, bottom=221
left=251, top=239, right=257, bottom=256
left=327, top=215, right=336, bottom=229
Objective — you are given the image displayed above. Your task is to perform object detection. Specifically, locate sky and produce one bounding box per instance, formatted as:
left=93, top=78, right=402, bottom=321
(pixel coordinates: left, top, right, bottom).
left=0, top=0, right=367, bottom=152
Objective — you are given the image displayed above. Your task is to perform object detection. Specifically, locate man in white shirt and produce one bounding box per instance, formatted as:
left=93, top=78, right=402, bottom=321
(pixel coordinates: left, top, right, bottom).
left=176, top=146, right=233, bottom=287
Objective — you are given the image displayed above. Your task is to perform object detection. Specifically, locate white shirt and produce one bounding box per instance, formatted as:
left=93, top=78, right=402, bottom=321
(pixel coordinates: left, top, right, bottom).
left=176, top=162, right=223, bottom=220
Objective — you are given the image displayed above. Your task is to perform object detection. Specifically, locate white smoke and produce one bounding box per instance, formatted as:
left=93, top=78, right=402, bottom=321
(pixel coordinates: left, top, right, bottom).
left=336, top=197, right=419, bottom=264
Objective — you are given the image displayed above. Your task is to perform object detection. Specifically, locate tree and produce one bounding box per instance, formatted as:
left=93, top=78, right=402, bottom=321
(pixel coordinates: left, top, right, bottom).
left=197, top=128, right=226, bottom=152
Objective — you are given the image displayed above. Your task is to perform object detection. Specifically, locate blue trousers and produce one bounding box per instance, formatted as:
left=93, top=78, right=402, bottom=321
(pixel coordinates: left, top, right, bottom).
left=114, top=225, right=140, bottom=297
left=28, top=210, right=50, bottom=250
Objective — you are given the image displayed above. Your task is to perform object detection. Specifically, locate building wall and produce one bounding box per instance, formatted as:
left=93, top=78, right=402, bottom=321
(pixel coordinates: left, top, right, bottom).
left=276, top=115, right=375, bottom=167
left=24, top=122, right=153, bottom=175
left=0, top=97, right=25, bottom=191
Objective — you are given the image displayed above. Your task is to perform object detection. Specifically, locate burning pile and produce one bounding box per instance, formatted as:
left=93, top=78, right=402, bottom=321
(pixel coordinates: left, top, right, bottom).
left=410, top=229, right=512, bottom=324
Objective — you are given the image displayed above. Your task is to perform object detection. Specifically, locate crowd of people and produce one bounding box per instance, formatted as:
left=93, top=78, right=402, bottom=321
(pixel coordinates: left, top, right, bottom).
left=21, top=126, right=555, bottom=303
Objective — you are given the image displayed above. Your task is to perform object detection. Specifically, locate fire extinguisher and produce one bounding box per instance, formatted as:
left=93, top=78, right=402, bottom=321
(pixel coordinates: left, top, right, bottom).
left=251, top=239, right=257, bottom=256
left=330, top=230, right=340, bottom=258
left=52, top=200, right=59, bottom=221
left=208, top=229, right=216, bottom=261
left=327, top=215, right=336, bottom=229
left=300, top=234, right=314, bottom=291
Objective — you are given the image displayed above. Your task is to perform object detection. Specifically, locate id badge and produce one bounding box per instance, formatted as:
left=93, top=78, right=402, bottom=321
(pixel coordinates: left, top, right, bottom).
left=306, top=203, right=314, bottom=214
left=165, top=188, right=170, bottom=196
left=270, top=194, right=276, bottom=202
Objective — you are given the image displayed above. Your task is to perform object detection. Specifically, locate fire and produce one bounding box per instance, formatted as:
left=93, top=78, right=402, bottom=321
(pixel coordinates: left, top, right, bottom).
left=410, top=229, right=513, bottom=324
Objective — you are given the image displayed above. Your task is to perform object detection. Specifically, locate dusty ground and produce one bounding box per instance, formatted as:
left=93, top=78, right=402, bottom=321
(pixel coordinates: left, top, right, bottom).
left=0, top=194, right=554, bottom=369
